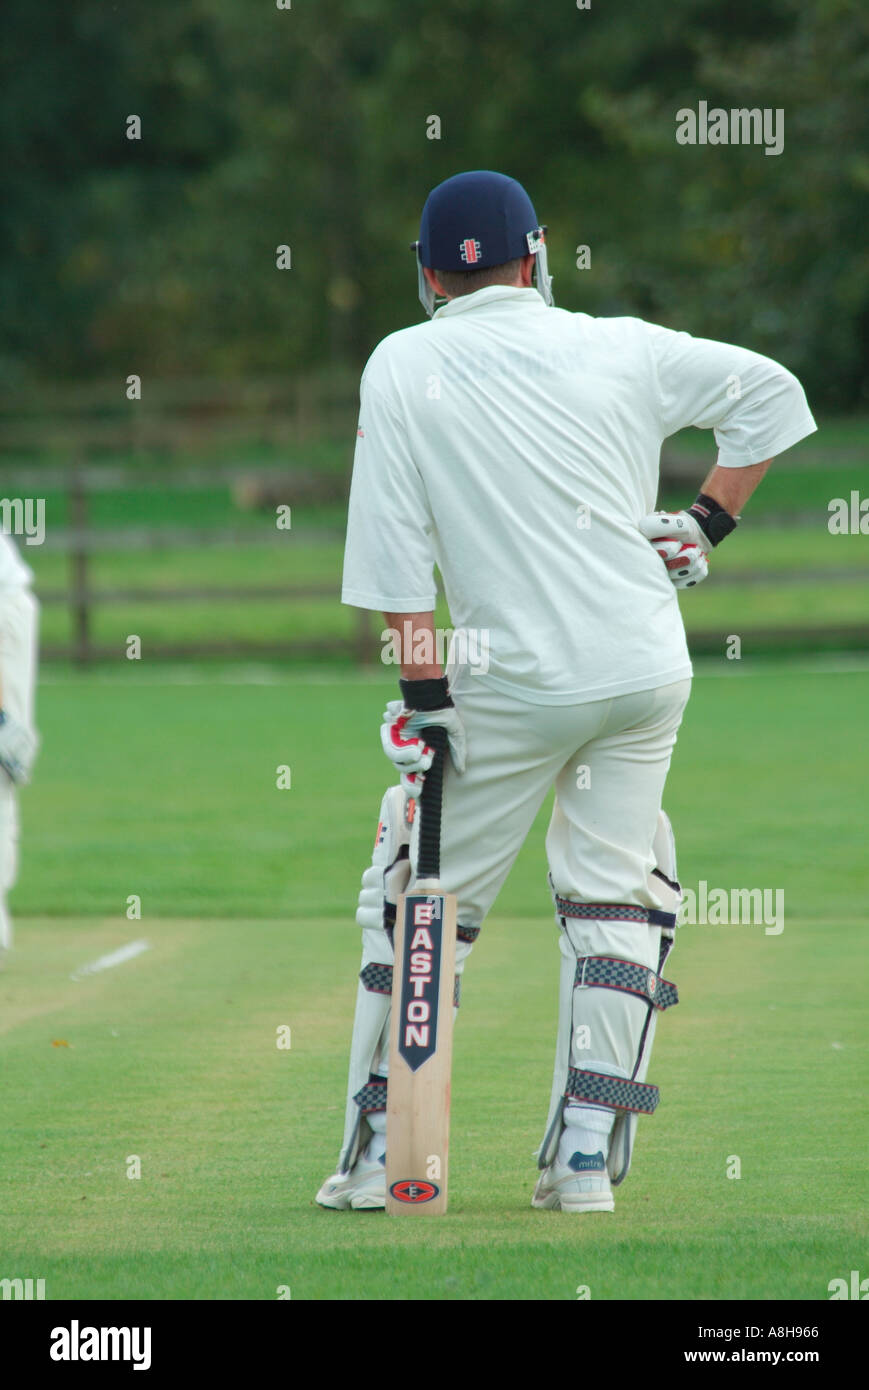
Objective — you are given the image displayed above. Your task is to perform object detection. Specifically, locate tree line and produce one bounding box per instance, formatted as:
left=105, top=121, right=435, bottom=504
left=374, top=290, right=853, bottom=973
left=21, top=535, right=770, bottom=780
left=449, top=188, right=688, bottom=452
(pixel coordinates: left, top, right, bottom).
left=2, top=0, right=866, bottom=410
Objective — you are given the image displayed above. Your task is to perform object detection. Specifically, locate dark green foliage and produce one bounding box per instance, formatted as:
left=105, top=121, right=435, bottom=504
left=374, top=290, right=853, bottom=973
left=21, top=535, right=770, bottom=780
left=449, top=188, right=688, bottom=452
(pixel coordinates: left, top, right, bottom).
left=1, top=1, right=865, bottom=406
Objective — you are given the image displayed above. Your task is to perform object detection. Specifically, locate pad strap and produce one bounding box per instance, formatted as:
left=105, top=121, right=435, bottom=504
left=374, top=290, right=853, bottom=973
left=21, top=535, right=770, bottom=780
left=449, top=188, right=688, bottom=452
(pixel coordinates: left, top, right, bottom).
left=574, top=955, right=679, bottom=1011
left=566, top=1068, right=660, bottom=1114
left=360, top=962, right=462, bottom=1007
left=353, top=1077, right=387, bottom=1113
left=651, top=866, right=680, bottom=895
left=372, top=918, right=478, bottom=943
left=360, top=963, right=393, bottom=995
left=555, top=894, right=677, bottom=930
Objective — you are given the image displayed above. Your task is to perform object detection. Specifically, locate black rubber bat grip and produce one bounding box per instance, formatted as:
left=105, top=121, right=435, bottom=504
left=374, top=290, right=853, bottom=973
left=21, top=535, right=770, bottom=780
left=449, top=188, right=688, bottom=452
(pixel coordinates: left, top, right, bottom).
left=417, top=725, right=447, bottom=881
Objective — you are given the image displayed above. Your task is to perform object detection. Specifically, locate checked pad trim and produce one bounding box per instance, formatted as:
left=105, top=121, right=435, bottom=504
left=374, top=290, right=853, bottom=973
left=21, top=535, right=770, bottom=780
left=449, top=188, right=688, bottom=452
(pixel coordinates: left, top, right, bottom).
left=556, top=896, right=676, bottom=930
left=359, top=962, right=392, bottom=995
left=566, top=1068, right=660, bottom=1114
left=574, top=955, right=678, bottom=1010
left=353, top=1080, right=387, bottom=1114
left=359, top=962, right=463, bottom=1009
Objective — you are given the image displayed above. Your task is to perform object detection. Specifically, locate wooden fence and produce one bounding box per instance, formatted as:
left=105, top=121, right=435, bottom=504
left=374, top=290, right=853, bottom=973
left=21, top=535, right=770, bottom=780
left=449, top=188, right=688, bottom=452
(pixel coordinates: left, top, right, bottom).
left=4, top=459, right=863, bottom=665
left=7, top=460, right=378, bottom=665
left=1, top=372, right=866, bottom=663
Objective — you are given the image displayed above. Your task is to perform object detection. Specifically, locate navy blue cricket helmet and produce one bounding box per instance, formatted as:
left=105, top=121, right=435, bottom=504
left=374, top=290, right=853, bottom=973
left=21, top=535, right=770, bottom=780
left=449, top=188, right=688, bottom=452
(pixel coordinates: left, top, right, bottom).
left=412, top=170, right=554, bottom=316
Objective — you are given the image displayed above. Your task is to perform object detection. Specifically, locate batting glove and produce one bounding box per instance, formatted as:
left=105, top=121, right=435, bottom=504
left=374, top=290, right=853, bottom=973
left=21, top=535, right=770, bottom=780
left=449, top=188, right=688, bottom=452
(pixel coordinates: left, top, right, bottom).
left=0, top=709, right=37, bottom=785
left=380, top=677, right=466, bottom=798
left=639, top=492, right=738, bottom=589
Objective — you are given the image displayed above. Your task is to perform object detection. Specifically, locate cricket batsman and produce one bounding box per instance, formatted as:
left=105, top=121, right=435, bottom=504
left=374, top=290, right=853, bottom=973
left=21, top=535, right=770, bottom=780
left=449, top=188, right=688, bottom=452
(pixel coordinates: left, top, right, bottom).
left=317, top=170, right=816, bottom=1212
left=0, top=529, right=39, bottom=961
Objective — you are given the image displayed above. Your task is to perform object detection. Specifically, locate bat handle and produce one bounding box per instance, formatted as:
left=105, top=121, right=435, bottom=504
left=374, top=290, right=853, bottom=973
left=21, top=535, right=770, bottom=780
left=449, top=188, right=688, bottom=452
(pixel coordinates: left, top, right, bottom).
left=416, top=724, right=447, bottom=882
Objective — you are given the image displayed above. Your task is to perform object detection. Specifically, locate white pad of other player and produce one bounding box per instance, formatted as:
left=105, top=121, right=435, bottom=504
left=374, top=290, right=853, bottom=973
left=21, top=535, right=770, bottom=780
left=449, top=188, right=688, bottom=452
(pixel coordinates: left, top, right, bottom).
left=0, top=709, right=37, bottom=785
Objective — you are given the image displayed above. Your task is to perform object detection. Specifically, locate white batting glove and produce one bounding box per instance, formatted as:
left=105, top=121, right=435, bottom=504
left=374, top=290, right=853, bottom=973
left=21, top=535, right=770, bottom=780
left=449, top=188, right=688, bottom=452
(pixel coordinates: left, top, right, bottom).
left=403, top=704, right=466, bottom=774
left=640, top=508, right=712, bottom=553
left=0, top=709, right=37, bottom=785
left=381, top=702, right=434, bottom=798
left=381, top=699, right=466, bottom=798
left=638, top=511, right=710, bottom=589
left=640, top=494, right=738, bottom=589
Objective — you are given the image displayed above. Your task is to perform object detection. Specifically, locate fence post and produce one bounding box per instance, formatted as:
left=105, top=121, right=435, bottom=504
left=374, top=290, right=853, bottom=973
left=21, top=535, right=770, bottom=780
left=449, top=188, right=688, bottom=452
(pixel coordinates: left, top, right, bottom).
left=69, top=460, right=91, bottom=666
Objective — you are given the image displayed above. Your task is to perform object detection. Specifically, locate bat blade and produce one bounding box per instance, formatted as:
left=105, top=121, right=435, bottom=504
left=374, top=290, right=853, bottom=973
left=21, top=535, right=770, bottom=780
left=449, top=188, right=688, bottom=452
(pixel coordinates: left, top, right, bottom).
left=385, top=885, right=457, bottom=1215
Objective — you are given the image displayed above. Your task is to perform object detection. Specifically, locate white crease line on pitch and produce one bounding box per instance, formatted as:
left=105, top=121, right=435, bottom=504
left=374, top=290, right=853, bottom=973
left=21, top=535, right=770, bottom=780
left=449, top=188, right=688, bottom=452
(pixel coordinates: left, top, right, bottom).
left=70, top=939, right=150, bottom=982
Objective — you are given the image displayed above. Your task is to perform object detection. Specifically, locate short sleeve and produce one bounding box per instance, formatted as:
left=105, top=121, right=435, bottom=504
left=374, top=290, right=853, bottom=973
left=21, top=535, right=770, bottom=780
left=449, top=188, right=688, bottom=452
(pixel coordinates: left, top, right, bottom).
left=341, top=378, right=437, bottom=612
left=645, top=323, right=817, bottom=466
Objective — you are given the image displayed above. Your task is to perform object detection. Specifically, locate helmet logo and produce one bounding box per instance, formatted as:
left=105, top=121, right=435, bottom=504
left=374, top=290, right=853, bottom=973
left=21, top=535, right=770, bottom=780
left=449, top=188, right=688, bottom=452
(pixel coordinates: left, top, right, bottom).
left=526, top=227, right=545, bottom=253
left=459, top=238, right=482, bottom=264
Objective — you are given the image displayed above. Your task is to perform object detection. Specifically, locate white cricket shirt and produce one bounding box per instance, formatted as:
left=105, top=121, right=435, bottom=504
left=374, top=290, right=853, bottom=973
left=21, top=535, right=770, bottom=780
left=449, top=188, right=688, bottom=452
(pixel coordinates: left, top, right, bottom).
left=0, top=534, right=34, bottom=590
left=342, top=286, right=816, bottom=704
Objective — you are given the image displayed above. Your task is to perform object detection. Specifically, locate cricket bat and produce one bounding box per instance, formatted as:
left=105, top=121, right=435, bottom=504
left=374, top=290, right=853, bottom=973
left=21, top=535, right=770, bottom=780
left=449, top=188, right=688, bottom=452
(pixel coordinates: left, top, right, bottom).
left=386, top=725, right=457, bottom=1215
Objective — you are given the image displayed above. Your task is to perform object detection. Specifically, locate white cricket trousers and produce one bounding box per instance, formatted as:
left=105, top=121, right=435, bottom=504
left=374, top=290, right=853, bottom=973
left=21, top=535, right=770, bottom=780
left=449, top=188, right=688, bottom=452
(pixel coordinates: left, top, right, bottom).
left=0, top=587, right=39, bottom=949
left=425, top=673, right=690, bottom=1156
left=433, top=674, right=691, bottom=926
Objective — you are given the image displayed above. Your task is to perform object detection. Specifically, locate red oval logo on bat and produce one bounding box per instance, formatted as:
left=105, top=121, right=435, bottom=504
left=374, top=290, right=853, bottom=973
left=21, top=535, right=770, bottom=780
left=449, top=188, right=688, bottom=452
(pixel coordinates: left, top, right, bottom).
left=390, top=1180, right=439, bottom=1204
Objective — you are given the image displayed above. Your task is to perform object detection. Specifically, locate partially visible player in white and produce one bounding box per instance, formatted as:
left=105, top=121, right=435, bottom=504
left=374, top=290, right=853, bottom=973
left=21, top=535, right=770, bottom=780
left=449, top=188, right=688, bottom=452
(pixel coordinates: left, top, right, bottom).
left=0, top=531, right=39, bottom=961
left=317, top=170, right=816, bottom=1213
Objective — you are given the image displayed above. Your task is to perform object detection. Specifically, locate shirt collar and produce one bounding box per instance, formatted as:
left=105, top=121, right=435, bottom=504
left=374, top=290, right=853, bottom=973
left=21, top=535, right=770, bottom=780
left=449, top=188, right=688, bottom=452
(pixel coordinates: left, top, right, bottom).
left=432, top=285, right=546, bottom=319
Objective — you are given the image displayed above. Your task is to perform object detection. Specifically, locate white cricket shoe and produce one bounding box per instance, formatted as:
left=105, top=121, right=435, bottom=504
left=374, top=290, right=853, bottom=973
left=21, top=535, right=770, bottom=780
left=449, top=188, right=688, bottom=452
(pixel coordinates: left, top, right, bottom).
left=532, top=1151, right=615, bottom=1213
left=316, top=1153, right=386, bottom=1210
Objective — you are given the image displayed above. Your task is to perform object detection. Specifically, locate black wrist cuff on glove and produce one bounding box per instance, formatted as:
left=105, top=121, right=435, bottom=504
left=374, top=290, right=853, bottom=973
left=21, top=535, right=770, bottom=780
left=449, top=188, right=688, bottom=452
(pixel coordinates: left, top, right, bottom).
left=399, top=675, right=453, bottom=711
left=688, top=492, right=738, bottom=547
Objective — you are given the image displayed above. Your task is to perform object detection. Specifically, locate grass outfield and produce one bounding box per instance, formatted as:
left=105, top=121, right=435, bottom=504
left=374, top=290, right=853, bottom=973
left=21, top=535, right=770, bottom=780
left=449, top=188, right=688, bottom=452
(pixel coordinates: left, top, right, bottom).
left=1, top=666, right=867, bottom=1300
